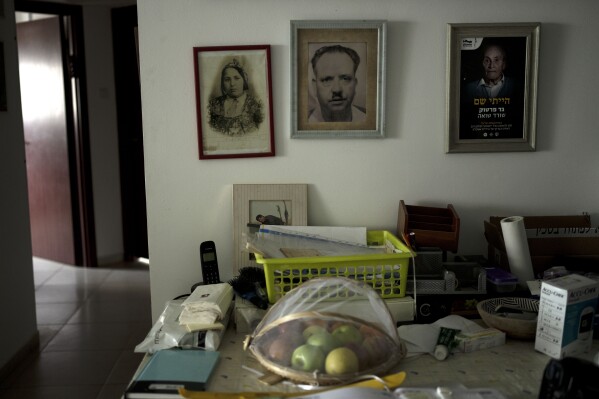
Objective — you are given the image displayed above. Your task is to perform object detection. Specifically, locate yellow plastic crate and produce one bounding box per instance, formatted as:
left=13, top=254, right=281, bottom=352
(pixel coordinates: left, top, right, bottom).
left=255, top=230, right=414, bottom=303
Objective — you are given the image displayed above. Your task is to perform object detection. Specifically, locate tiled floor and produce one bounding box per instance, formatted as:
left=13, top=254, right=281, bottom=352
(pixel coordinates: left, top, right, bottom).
left=0, top=257, right=153, bottom=399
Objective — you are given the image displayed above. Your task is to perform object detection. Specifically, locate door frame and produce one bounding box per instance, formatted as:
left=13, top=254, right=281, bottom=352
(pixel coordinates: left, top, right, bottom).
left=15, top=0, right=97, bottom=266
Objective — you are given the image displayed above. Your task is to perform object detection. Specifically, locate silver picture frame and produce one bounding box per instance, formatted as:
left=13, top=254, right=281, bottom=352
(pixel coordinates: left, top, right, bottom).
left=446, top=23, right=540, bottom=153
left=291, top=20, right=387, bottom=139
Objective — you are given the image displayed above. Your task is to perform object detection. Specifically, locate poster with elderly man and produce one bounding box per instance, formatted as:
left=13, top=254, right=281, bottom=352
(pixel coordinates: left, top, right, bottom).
left=446, top=23, right=540, bottom=153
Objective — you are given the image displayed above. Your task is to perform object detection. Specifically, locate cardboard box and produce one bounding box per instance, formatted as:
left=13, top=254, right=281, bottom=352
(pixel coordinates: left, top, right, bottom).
left=484, top=215, right=599, bottom=277
left=535, top=274, right=599, bottom=359
left=455, top=328, right=506, bottom=353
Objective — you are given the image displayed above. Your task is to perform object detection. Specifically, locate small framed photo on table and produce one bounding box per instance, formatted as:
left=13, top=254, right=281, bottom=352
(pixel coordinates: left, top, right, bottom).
left=232, top=184, right=307, bottom=274
left=193, top=45, right=275, bottom=159
left=446, top=23, right=540, bottom=153
left=291, top=20, right=387, bottom=139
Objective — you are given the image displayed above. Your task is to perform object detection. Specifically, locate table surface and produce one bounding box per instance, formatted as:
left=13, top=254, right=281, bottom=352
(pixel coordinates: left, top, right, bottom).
left=205, top=325, right=599, bottom=399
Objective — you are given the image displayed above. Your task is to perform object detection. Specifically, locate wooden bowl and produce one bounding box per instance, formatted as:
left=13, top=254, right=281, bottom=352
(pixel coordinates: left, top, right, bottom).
left=477, top=297, right=539, bottom=340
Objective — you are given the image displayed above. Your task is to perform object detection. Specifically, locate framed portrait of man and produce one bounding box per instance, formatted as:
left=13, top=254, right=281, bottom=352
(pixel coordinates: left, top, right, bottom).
left=193, top=45, right=275, bottom=159
left=290, top=20, right=387, bottom=138
left=446, top=23, right=540, bottom=153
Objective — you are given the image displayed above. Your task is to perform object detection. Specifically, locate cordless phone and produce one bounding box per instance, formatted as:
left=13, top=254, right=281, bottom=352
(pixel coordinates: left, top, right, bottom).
left=200, top=241, right=221, bottom=284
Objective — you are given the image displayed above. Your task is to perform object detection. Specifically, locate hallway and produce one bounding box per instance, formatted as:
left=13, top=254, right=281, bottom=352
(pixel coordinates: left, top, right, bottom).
left=0, top=257, right=152, bottom=399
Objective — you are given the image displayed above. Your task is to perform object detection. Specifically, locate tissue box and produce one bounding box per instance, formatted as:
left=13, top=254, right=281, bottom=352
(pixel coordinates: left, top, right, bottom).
left=455, top=328, right=506, bottom=352
left=535, top=274, right=599, bottom=359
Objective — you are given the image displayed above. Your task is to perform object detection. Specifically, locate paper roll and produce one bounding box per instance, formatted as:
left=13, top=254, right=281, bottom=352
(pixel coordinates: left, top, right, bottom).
left=500, top=216, right=535, bottom=286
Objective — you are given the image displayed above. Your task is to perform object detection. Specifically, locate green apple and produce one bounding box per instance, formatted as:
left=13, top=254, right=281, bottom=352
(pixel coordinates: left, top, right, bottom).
left=306, top=332, right=342, bottom=354
left=331, top=324, right=363, bottom=345
left=302, top=324, right=328, bottom=340
left=325, top=347, right=359, bottom=375
left=291, top=344, right=325, bottom=372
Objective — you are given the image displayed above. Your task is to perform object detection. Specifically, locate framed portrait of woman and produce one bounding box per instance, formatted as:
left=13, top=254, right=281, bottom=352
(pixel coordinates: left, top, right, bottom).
left=193, top=45, right=275, bottom=159
left=446, top=23, right=540, bottom=153
left=290, top=20, right=387, bottom=139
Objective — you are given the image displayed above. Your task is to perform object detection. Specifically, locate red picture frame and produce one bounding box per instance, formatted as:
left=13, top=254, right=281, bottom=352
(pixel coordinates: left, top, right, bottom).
left=193, top=45, right=275, bottom=159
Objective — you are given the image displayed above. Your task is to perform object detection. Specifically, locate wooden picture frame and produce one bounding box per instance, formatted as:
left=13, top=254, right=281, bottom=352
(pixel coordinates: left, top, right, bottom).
left=446, top=23, right=540, bottom=153
left=290, top=20, right=387, bottom=138
left=232, top=184, right=307, bottom=274
left=193, top=45, right=275, bottom=159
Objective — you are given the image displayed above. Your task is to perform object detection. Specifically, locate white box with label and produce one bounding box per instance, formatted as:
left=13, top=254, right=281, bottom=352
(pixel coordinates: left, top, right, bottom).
left=535, top=274, right=599, bottom=359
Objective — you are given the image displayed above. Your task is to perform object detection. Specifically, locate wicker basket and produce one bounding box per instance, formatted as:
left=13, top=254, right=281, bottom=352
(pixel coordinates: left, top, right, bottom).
left=245, top=311, right=406, bottom=385
left=244, top=277, right=407, bottom=385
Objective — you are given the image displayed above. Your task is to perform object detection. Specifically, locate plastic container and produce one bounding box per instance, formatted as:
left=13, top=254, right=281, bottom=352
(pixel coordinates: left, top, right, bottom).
left=485, top=267, right=519, bottom=293
left=254, top=230, right=414, bottom=303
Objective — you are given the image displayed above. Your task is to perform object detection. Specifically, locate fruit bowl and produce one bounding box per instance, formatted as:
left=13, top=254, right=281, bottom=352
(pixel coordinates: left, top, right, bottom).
left=243, top=277, right=406, bottom=385
left=245, top=311, right=405, bottom=385
left=477, top=297, right=539, bottom=340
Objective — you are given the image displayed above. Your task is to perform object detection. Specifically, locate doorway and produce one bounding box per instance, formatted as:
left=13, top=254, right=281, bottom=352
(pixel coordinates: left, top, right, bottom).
left=112, top=5, right=148, bottom=260
left=15, top=1, right=96, bottom=266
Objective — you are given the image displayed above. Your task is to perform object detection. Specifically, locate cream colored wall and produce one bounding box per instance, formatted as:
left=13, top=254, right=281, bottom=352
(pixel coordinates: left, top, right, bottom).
left=137, top=0, right=599, bottom=320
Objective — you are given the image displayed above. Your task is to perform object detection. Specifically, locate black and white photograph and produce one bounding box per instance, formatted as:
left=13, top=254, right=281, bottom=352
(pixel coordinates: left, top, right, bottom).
left=291, top=20, right=386, bottom=138
left=307, top=42, right=367, bottom=124
left=194, top=45, right=275, bottom=159
left=233, top=184, right=307, bottom=273
left=446, top=23, right=540, bottom=153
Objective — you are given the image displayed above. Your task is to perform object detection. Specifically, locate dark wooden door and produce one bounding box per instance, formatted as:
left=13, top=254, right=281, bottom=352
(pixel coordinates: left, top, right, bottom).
left=17, top=16, right=76, bottom=264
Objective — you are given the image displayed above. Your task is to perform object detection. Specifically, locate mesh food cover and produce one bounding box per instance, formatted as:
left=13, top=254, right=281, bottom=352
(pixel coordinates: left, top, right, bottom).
left=244, top=277, right=406, bottom=385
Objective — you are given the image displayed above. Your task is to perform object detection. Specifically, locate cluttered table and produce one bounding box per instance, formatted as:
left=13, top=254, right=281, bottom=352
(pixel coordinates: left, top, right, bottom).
left=128, top=217, right=599, bottom=398
left=204, top=323, right=598, bottom=399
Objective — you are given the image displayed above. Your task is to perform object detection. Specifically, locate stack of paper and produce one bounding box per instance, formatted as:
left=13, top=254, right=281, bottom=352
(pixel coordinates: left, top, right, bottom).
left=260, top=225, right=368, bottom=247
left=179, top=283, right=233, bottom=332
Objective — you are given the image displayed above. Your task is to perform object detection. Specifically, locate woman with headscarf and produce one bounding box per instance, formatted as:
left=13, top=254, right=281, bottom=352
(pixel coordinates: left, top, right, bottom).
left=208, top=59, right=264, bottom=135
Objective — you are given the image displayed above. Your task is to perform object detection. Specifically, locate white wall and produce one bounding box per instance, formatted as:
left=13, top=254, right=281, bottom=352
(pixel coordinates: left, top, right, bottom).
left=0, top=0, right=38, bottom=368
left=137, top=0, right=599, bottom=320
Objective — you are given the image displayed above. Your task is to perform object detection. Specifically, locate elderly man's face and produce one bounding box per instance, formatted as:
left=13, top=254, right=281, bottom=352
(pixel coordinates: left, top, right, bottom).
left=313, top=52, right=357, bottom=120
left=482, top=46, right=506, bottom=83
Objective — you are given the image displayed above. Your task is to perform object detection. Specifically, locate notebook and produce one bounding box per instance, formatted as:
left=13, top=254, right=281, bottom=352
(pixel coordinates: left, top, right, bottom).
left=125, top=348, right=220, bottom=398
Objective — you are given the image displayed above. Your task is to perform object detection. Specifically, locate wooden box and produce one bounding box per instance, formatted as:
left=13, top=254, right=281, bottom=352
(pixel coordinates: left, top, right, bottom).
left=484, top=214, right=599, bottom=277
left=397, top=200, right=460, bottom=253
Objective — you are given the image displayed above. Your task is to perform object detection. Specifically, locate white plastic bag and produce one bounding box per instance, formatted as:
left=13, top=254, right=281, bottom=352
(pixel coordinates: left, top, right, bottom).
left=134, top=299, right=229, bottom=353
